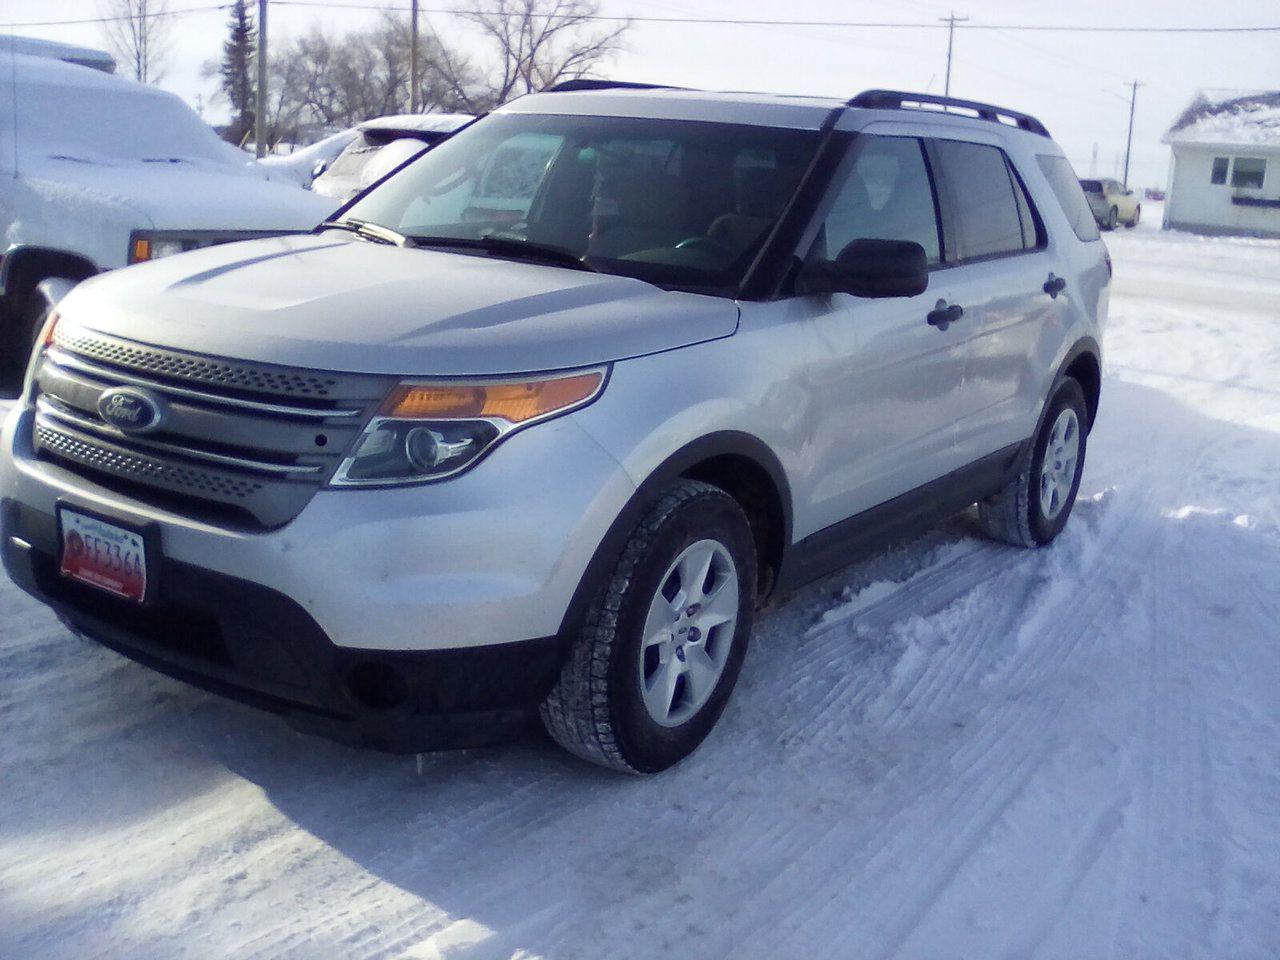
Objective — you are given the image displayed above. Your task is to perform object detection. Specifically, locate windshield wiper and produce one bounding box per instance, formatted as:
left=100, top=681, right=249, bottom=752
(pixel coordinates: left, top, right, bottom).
left=405, top=235, right=599, bottom=272
left=318, top=218, right=409, bottom=247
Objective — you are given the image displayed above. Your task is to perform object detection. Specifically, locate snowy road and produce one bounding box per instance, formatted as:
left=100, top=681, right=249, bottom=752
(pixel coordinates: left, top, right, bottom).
left=3, top=217, right=1280, bottom=959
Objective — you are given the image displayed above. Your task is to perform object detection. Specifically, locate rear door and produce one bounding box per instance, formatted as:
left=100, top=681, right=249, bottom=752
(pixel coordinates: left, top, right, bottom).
left=926, top=135, right=1069, bottom=464
left=794, top=131, right=972, bottom=531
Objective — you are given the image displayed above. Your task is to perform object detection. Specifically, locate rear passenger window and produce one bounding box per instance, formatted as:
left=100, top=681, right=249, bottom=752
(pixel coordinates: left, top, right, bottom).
left=1036, top=154, right=1102, bottom=242
left=817, top=135, right=942, bottom=264
left=933, top=139, right=1033, bottom=261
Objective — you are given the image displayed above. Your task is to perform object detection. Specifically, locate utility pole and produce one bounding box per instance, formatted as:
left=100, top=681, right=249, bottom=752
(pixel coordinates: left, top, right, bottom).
left=255, top=0, right=268, bottom=158
left=410, top=0, right=420, bottom=113
left=1122, top=79, right=1143, bottom=189
left=939, top=12, right=968, bottom=96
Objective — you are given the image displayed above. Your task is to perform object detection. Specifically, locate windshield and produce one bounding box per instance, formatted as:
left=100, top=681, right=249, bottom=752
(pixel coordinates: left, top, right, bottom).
left=341, top=113, right=823, bottom=292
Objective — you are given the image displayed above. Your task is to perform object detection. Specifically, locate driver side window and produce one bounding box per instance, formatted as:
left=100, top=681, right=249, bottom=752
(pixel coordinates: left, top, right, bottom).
left=816, top=135, right=942, bottom=265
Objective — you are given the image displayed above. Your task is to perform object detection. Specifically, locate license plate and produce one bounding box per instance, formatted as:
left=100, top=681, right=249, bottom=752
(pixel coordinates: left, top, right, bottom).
left=59, top=508, right=148, bottom=603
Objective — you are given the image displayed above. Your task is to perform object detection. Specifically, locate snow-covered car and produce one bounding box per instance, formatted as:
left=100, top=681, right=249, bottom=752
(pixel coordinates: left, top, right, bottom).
left=257, top=128, right=361, bottom=189
left=0, top=49, right=338, bottom=392
left=1, top=85, right=1108, bottom=773
left=309, top=114, right=474, bottom=202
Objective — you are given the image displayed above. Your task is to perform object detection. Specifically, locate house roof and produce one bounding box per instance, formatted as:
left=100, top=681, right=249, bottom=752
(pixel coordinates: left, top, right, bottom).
left=1163, top=90, right=1280, bottom=149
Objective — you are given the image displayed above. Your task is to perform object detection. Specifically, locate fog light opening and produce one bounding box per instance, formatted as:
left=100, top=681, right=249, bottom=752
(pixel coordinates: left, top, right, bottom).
left=345, top=661, right=410, bottom=711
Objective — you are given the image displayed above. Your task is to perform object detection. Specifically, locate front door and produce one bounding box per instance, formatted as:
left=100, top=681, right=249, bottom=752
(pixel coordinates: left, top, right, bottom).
left=795, top=132, right=971, bottom=535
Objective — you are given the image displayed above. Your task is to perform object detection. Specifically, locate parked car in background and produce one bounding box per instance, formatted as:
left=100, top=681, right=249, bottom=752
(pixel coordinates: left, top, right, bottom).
left=1144, top=186, right=1166, bottom=201
left=257, top=128, right=362, bottom=189
left=0, top=47, right=336, bottom=394
left=310, top=114, right=474, bottom=202
left=1079, top=178, right=1141, bottom=229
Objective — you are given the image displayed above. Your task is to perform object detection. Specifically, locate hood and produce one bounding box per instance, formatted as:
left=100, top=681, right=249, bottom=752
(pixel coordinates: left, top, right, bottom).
left=58, top=233, right=741, bottom=376
left=27, top=157, right=338, bottom=232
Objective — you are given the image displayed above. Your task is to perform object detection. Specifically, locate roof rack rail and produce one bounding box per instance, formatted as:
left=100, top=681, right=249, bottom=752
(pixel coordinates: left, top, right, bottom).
left=546, top=79, right=681, bottom=94
left=847, top=89, right=1050, bottom=138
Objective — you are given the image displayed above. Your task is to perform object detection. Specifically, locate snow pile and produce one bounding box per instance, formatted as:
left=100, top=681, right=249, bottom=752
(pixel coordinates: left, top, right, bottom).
left=3, top=226, right=1280, bottom=957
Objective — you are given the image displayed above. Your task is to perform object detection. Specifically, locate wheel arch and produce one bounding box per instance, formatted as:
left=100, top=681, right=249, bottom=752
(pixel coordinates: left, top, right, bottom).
left=557, top=431, right=794, bottom=639
left=0, top=245, right=99, bottom=302
left=1059, top=338, right=1102, bottom=432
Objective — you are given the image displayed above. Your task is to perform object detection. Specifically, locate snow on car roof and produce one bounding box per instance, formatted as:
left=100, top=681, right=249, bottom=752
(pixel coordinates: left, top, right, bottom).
left=1, top=52, right=242, bottom=166
left=357, top=113, right=475, bottom=134
left=0, top=34, right=116, bottom=73
left=1163, top=89, right=1280, bottom=149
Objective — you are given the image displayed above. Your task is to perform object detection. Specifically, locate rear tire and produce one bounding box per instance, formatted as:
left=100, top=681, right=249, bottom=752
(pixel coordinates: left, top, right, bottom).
left=977, top=378, right=1088, bottom=548
left=540, top=480, right=756, bottom=773
left=1105, top=206, right=1118, bottom=231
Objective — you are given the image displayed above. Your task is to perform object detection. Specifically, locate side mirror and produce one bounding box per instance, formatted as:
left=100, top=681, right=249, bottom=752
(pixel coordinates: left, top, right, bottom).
left=800, top=238, right=929, bottom=299
left=311, top=159, right=330, bottom=181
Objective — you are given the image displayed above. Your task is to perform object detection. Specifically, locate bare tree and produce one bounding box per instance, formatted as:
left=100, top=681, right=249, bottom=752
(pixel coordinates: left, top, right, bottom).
left=437, top=0, right=628, bottom=111
left=99, top=0, right=171, bottom=84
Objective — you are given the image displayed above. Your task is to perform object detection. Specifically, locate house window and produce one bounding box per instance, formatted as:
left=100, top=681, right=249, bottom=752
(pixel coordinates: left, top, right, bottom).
left=1210, top=157, right=1229, bottom=184
left=1231, top=157, right=1266, bottom=189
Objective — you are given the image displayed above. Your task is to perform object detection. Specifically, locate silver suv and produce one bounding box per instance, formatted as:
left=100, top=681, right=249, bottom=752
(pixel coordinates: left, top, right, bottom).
left=1, top=86, right=1109, bottom=773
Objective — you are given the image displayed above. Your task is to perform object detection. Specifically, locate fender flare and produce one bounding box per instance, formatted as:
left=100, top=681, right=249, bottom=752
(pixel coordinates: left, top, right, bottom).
left=556, top=430, right=793, bottom=638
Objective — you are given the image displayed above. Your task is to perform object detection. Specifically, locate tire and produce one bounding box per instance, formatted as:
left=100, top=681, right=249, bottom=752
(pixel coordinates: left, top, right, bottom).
left=1125, top=204, right=1141, bottom=228
left=977, top=378, right=1088, bottom=548
left=540, top=480, right=757, bottom=774
left=1105, top=206, right=1118, bottom=231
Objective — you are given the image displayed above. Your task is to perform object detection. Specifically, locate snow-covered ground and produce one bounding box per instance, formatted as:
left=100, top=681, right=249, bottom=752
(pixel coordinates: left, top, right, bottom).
left=3, top=211, right=1280, bottom=959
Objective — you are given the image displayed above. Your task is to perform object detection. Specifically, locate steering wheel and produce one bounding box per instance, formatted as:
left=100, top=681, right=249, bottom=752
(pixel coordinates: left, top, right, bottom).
left=674, top=235, right=737, bottom=257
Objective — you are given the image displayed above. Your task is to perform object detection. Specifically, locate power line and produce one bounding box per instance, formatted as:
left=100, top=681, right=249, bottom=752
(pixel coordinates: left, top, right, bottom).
left=260, top=3, right=1280, bottom=33
left=4, top=4, right=230, bottom=28
left=9, top=2, right=1280, bottom=33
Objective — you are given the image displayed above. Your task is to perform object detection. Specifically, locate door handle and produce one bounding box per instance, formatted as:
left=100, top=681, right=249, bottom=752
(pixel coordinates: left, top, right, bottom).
left=1043, top=273, right=1067, bottom=298
left=926, top=300, right=964, bottom=330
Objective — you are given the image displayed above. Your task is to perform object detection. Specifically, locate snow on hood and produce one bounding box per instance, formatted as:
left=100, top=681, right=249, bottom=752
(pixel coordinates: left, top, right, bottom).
left=22, top=156, right=338, bottom=231
left=56, top=233, right=740, bottom=376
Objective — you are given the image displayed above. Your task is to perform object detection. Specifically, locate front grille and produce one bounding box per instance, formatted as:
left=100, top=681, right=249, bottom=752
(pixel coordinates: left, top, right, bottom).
left=30, top=325, right=389, bottom=527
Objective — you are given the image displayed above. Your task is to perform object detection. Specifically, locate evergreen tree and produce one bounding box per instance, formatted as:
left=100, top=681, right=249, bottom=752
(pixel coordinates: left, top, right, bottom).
left=220, top=0, right=256, bottom=145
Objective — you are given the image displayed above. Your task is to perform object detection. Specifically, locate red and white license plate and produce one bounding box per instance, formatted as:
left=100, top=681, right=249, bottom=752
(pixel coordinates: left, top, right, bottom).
left=59, top=508, right=148, bottom=603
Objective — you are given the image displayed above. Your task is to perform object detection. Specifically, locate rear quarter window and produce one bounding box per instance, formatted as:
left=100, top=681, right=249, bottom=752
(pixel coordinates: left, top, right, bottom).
left=1037, top=154, right=1101, bottom=242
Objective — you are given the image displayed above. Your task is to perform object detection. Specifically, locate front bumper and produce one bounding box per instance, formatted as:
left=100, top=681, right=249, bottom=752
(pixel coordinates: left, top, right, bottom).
left=2, top=497, right=562, bottom=750
left=1, top=401, right=636, bottom=750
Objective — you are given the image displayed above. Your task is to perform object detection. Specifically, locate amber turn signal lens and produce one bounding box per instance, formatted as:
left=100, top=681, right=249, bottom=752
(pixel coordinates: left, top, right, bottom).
left=381, top=372, right=603, bottom=423
left=130, top=237, right=152, bottom=263
left=40, top=311, right=60, bottom=348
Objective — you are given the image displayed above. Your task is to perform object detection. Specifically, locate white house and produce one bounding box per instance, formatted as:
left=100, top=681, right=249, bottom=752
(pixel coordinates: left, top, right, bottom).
left=1161, top=90, right=1280, bottom=237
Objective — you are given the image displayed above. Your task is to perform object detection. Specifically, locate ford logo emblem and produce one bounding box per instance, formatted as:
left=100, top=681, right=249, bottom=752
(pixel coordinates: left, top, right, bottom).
left=97, top=387, right=166, bottom=434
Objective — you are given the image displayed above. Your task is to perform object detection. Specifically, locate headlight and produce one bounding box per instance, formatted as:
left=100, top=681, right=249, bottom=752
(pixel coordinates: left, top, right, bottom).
left=330, top=368, right=607, bottom=486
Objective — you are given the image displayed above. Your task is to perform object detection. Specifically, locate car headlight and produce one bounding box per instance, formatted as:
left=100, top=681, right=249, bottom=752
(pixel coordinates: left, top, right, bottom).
left=330, top=368, right=607, bottom=486
left=129, top=232, right=194, bottom=263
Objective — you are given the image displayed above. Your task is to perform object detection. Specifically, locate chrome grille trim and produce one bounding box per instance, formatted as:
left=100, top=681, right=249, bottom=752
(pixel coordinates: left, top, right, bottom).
left=31, top=331, right=391, bottom=528
left=34, top=423, right=268, bottom=502
left=36, top=400, right=323, bottom=477
left=53, top=327, right=343, bottom=399
left=46, top=349, right=363, bottom=420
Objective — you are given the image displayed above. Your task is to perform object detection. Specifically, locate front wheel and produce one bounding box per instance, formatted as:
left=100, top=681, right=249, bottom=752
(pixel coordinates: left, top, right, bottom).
left=977, top=378, right=1088, bottom=548
left=540, top=480, right=756, bottom=773
left=1125, top=204, right=1141, bottom=228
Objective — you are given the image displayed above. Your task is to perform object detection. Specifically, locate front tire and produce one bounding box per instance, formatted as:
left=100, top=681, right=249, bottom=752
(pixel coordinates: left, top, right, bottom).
left=977, top=378, right=1088, bottom=548
left=540, top=480, right=756, bottom=773
left=1125, top=204, right=1141, bottom=228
